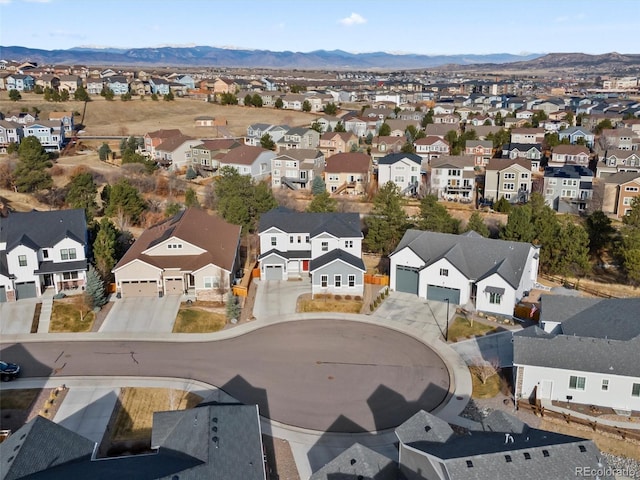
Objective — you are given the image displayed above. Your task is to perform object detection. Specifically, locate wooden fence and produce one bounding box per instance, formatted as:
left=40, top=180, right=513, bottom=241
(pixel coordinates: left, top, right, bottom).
left=518, top=402, right=640, bottom=443
left=364, top=274, right=389, bottom=286
left=538, top=273, right=620, bottom=299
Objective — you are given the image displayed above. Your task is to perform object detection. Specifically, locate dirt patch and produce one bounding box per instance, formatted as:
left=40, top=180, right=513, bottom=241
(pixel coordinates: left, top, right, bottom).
left=0, top=387, right=68, bottom=434
left=296, top=293, right=363, bottom=313
left=264, top=436, right=300, bottom=480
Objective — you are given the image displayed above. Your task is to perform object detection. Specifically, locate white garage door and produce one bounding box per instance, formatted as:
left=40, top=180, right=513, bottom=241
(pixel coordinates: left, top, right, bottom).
left=121, top=280, right=157, bottom=297
left=164, top=278, right=183, bottom=295
left=264, top=265, right=283, bottom=280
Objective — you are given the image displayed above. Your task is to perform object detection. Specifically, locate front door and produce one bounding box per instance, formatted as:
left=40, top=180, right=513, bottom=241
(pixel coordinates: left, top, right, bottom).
left=539, top=380, right=553, bottom=400
left=43, top=274, right=53, bottom=287
left=302, top=260, right=309, bottom=271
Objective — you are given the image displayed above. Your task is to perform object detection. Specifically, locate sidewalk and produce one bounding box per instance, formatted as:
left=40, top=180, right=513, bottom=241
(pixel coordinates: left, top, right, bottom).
left=37, top=289, right=54, bottom=333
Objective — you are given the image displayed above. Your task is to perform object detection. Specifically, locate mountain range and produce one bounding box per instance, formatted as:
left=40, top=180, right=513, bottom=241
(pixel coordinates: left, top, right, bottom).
left=0, top=45, right=543, bottom=69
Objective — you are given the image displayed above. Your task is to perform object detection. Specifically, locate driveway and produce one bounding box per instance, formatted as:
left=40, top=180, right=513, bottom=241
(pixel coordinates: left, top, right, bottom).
left=450, top=330, right=515, bottom=367
left=0, top=298, right=37, bottom=335
left=371, top=291, right=452, bottom=341
left=99, top=295, right=181, bottom=333
left=253, top=279, right=311, bottom=321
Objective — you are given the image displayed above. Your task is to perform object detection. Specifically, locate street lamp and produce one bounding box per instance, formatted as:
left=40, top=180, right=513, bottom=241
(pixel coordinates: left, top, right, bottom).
left=443, top=298, right=450, bottom=342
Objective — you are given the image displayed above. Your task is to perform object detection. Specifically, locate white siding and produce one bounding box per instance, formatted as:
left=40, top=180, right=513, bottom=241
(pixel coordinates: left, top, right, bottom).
left=420, top=259, right=470, bottom=302
left=144, top=237, right=205, bottom=256
left=475, top=274, right=515, bottom=316
left=390, top=247, right=424, bottom=291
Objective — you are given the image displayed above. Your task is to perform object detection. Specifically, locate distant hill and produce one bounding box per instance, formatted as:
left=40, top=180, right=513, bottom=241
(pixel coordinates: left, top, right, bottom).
left=0, top=45, right=543, bottom=69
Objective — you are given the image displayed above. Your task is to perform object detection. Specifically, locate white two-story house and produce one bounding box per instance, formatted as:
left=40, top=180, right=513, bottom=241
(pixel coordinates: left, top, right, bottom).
left=258, top=208, right=365, bottom=296
left=377, top=152, right=422, bottom=195
left=429, top=155, right=476, bottom=202
left=484, top=158, right=532, bottom=204
left=0, top=209, right=88, bottom=302
left=23, top=121, right=65, bottom=152
left=271, top=149, right=324, bottom=190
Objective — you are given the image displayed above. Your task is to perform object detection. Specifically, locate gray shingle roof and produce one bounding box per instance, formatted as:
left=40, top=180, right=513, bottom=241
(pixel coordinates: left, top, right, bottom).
left=378, top=152, right=422, bottom=165
left=0, top=209, right=87, bottom=252
left=309, top=248, right=365, bottom=271
left=309, top=443, right=397, bottom=480
left=391, top=230, right=535, bottom=288
left=259, top=208, right=362, bottom=239
left=540, top=295, right=640, bottom=340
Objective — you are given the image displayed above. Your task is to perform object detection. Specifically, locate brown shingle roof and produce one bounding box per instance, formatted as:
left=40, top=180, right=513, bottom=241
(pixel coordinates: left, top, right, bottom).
left=197, top=139, right=241, bottom=151
left=146, top=128, right=182, bottom=139
left=325, top=152, right=371, bottom=174
left=156, top=134, right=195, bottom=152
left=551, top=144, right=590, bottom=155
left=114, top=208, right=240, bottom=272
left=221, top=145, right=269, bottom=166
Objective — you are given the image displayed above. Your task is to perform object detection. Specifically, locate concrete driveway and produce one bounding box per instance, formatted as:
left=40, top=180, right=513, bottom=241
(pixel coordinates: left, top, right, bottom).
left=253, top=279, right=311, bottom=321
left=0, top=298, right=37, bottom=335
left=99, top=295, right=181, bottom=333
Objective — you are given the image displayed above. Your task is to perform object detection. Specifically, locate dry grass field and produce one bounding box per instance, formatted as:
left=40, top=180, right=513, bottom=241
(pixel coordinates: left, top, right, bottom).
left=0, top=91, right=315, bottom=137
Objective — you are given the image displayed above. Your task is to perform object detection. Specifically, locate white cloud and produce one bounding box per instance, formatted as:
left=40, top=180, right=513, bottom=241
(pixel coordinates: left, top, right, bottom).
left=0, top=0, right=13, bottom=5
left=23, top=0, right=53, bottom=3
left=339, top=12, right=366, bottom=26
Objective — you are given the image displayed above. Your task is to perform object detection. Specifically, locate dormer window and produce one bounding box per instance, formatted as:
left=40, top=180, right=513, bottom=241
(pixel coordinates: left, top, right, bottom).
left=42, top=250, right=49, bottom=259
left=167, top=243, right=183, bottom=250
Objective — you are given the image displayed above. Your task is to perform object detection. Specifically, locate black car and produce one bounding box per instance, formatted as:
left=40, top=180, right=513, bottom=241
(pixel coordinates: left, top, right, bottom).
left=0, top=361, right=20, bottom=381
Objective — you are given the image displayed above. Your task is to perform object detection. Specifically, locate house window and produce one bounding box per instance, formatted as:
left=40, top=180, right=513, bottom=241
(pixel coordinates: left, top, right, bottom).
left=321, top=241, right=329, bottom=252
left=60, top=248, right=77, bottom=260
left=271, top=236, right=277, bottom=246
left=345, top=240, right=353, bottom=248
left=305, top=236, right=310, bottom=243
left=204, top=276, right=214, bottom=288
left=167, top=244, right=182, bottom=250
left=63, top=271, right=79, bottom=280
left=297, top=236, right=302, bottom=243
left=632, top=383, right=640, bottom=397
left=394, top=176, right=405, bottom=183
left=290, top=236, right=294, bottom=243
left=18, top=255, right=27, bottom=267
left=601, top=379, right=609, bottom=391
left=521, top=173, right=529, bottom=179
left=440, top=268, right=448, bottom=277
left=348, top=275, right=355, bottom=287
left=489, top=292, right=502, bottom=304
left=43, top=250, right=49, bottom=259
left=504, top=173, right=515, bottom=179
left=503, top=183, right=515, bottom=191
left=334, top=275, right=342, bottom=287
left=569, top=375, right=586, bottom=390
left=321, top=275, right=328, bottom=288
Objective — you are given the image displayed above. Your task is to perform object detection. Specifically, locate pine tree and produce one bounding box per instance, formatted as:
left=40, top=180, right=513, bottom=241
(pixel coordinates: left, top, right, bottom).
left=365, top=182, right=409, bottom=254
left=85, top=265, right=107, bottom=309
left=226, top=293, right=241, bottom=322
left=93, top=218, right=118, bottom=280
left=465, top=211, right=490, bottom=237
left=13, top=136, right=53, bottom=193
left=418, top=195, right=460, bottom=234
left=311, top=176, right=327, bottom=195
left=306, top=191, right=337, bottom=213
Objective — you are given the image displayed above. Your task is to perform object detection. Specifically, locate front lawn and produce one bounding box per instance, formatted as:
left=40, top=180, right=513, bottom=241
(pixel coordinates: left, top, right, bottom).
left=0, top=388, right=40, bottom=410
left=50, top=297, right=95, bottom=332
left=447, top=317, right=498, bottom=342
left=470, top=369, right=502, bottom=399
left=173, top=307, right=226, bottom=333
left=297, top=296, right=363, bottom=314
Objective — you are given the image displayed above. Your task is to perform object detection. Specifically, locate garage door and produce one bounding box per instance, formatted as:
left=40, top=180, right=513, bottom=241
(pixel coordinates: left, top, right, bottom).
left=164, top=278, right=183, bottom=295
left=395, top=266, right=419, bottom=295
left=15, top=281, right=37, bottom=300
left=426, top=285, right=460, bottom=304
left=121, top=280, right=157, bottom=297
left=264, top=265, right=283, bottom=281
left=0, top=286, right=6, bottom=303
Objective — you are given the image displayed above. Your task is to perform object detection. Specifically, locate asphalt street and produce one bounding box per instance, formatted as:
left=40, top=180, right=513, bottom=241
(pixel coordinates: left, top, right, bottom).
left=0, top=319, right=450, bottom=433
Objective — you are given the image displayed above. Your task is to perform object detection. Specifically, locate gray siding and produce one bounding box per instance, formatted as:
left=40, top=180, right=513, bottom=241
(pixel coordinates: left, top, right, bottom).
left=312, top=262, right=362, bottom=286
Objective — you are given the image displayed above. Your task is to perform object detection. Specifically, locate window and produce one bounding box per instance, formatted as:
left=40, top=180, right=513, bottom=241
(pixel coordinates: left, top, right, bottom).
left=489, top=292, right=502, bottom=304
left=43, top=250, right=49, bottom=259
left=601, top=379, right=609, bottom=391
left=348, top=275, right=355, bottom=287
left=334, top=275, right=342, bottom=287
left=542, top=450, right=550, bottom=458
left=297, top=236, right=302, bottom=243
left=545, top=188, right=554, bottom=195
left=504, top=172, right=515, bottom=179
left=271, top=236, right=277, bottom=246
left=166, top=244, right=182, bottom=250
left=503, top=183, right=515, bottom=191
left=18, top=255, right=27, bottom=267
left=448, top=169, right=461, bottom=176
left=521, top=173, right=529, bottom=179
left=569, top=375, right=586, bottom=390
left=290, top=236, right=294, bottom=243
left=60, top=248, right=77, bottom=259
left=321, top=275, right=328, bottom=288
left=345, top=240, right=353, bottom=248
left=623, top=197, right=633, bottom=205
left=549, top=179, right=557, bottom=185
left=321, top=241, right=329, bottom=251
left=523, top=452, right=531, bottom=460
left=62, top=271, right=79, bottom=280
left=305, top=236, right=310, bottom=243
left=632, top=383, right=640, bottom=397
left=439, top=268, right=448, bottom=277
left=274, top=160, right=282, bottom=167
left=204, top=277, right=214, bottom=288
left=394, top=176, right=405, bottom=183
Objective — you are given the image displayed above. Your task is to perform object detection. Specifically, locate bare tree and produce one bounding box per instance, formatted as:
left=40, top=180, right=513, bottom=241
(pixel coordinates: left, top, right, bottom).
left=469, top=357, right=501, bottom=385
left=216, top=268, right=228, bottom=301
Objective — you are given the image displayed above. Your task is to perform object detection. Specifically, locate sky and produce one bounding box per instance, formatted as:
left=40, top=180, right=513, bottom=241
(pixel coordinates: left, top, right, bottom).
left=1, top=0, right=639, bottom=56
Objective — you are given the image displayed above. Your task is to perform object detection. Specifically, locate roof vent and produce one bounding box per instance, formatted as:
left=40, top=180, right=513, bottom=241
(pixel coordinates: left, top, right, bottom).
left=505, top=455, right=512, bottom=463
left=350, top=458, right=356, bottom=465
left=579, top=445, right=587, bottom=453
left=466, top=460, right=473, bottom=468
left=543, top=450, right=550, bottom=457
left=524, top=452, right=531, bottom=460
left=424, top=425, right=432, bottom=433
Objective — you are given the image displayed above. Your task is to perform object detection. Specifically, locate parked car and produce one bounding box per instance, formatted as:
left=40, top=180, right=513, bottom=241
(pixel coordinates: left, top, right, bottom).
left=0, top=361, right=20, bottom=381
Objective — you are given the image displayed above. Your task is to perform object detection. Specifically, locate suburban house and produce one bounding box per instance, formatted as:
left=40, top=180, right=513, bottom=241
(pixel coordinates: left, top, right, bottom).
left=324, top=152, right=371, bottom=195
left=0, top=404, right=266, bottom=480
left=5, top=112, right=36, bottom=124
left=155, top=134, right=201, bottom=171
left=310, top=443, right=397, bottom=480
left=501, top=143, right=543, bottom=170
left=377, top=152, right=422, bottom=195
left=558, top=126, right=595, bottom=147
left=465, top=139, right=493, bottom=167
left=601, top=171, right=640, bottom=219
left=514, top=295, right=640, bottom=414
left=58, top=75, right=82, bottom=94
left=271, top=148, right=324, bottom=190
left=148, top=77, right=171, bottom=95
left=394, top=410, right=612, bottom=480
left=424, top=123, right=458, bottom=138
left=543, top=164, right=594, bottom=213
left=548, top=144, right=590, bottom=168
left=370, top=135, right=405, bottom=164
left=23, top=120, right=65, bottom=151
left=258, top=208, right=365, bottom=296
left=429, top=155, right=476, bottom=202
left=190, top=138, right=241, bottom=174
left=0, top=209, right=88, bottom=302
left=343, top=116, right=369, bottom=137
left=389, top=230, right=539, bottom=316
left=113, top=208, right=241, bottom=300
left=0, top=120, right=22, bottom=154
left=86, top=77, right=104, bottom=95
left=218, top=145, right=275, bottom=180
left=318, top=131, right=358, bottom=156
left=276, top=127, right=320, bottom=151
left=245, top=123, right=288, bottom=147
left=414, top=136, right=450, bottom=163
left=211, top=77, right=239, bottom=95
left=143, top=128, right=183, bottom=160
left=484, top=159, right=532, bottom=204
left=596, top=149, right=640, bottom=178
left=600, top=128, right=636, bottom=150
left=48, top=111, right=75, bottom=136
left=313, top=115, right=341, bottom=133
left=103, top=75, right=130, bottom=95
left=5, top=73, right=35, bottom=91
left=510, top=128, right=545, bottom=144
